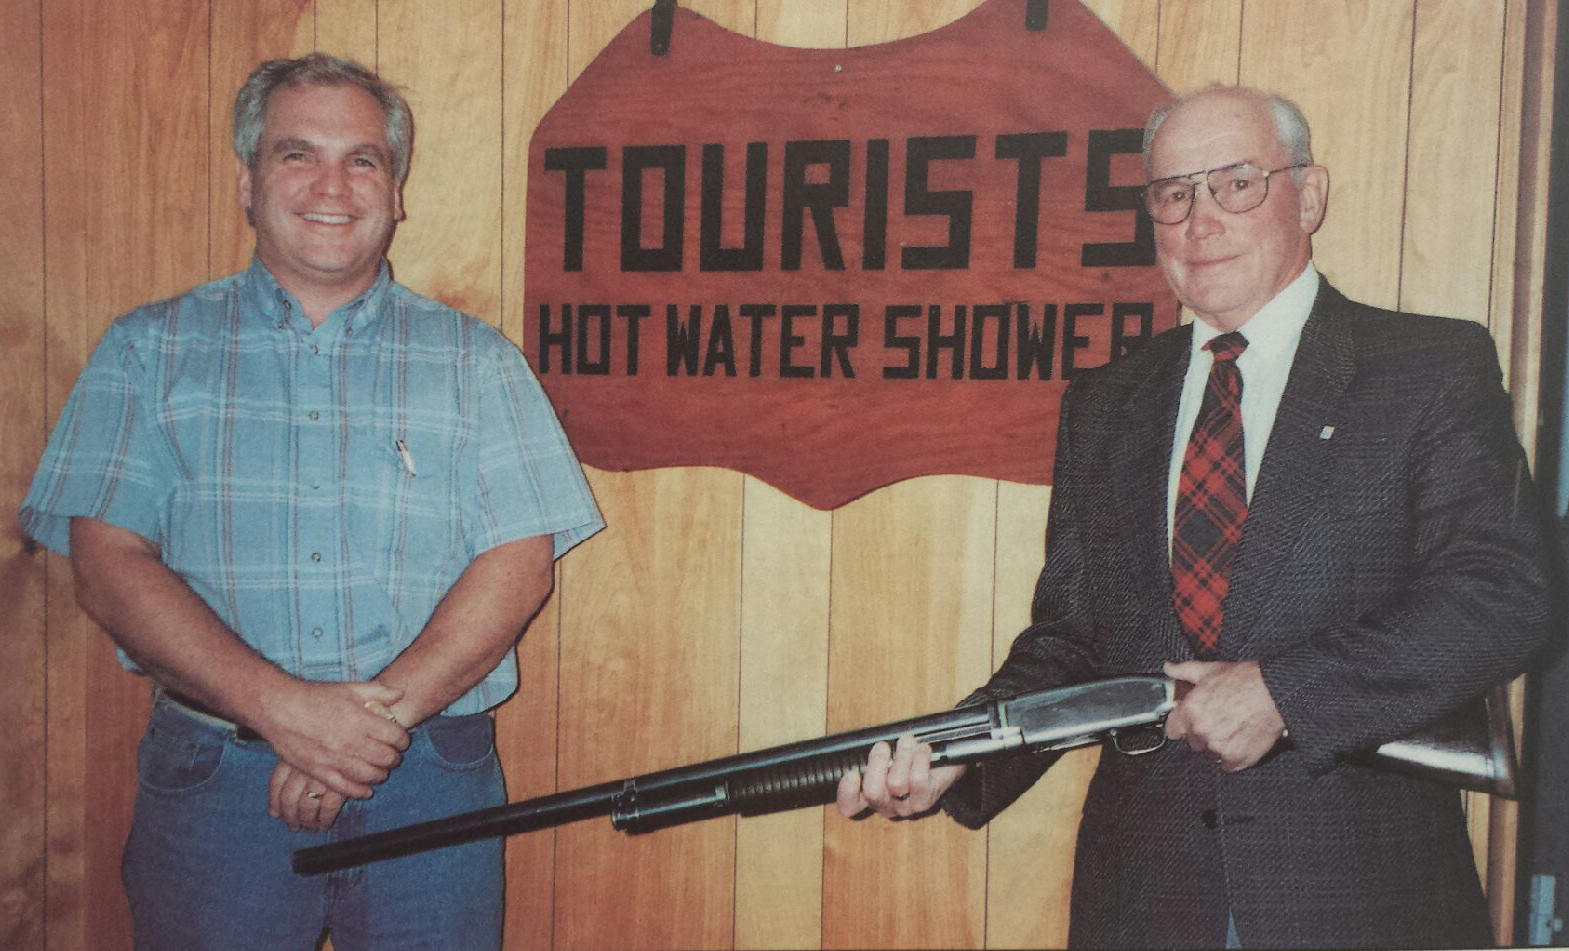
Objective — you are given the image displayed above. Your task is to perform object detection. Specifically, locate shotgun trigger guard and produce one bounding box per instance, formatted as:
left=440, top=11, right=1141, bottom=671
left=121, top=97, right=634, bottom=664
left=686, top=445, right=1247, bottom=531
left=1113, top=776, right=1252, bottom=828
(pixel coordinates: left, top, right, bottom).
left=1109, top=728, right=1167, bottom=756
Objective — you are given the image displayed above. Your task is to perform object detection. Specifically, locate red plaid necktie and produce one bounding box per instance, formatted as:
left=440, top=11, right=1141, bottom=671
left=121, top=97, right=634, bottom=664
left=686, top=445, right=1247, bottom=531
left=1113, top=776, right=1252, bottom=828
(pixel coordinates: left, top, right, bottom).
left=1172, top=331, right=1249, bottom=654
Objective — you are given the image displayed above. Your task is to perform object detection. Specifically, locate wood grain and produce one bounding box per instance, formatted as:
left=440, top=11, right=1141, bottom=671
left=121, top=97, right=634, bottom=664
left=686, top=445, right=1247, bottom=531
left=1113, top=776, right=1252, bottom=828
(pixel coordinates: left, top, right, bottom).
left=314, top=0, right=378, bottom=67
left=735, top=479, right=832, bottom=950
left=759, top=0, right=849, bottom=48
left=209, top=0, right=315, bottom=280
left=821, top=476, right=994, bottom=949
left=553, top=467, right=745, bottom=950
left=1155, top=0, right=1242, bottom=93
left=1, top=0, right=47, bottom=944
left=380, top=0, right=505, bottom=323
left=41, top=2, right=210, bottom=948
left=40, top=4, right=93, bottom=944
left=846, top=0, right=977, bottom=47
left=1241, top=0, right=1414, bottom=310
left=497, top=4, right=573, bottom=946
left=1401, top=0, right=1506, bottom=323
left=1497, top=0, right=1558, bottom=458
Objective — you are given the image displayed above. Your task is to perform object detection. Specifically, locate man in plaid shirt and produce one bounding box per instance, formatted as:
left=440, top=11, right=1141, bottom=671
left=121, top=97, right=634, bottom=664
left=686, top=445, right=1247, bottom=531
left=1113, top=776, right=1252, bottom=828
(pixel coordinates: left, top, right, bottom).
left=21, top=53, right=601, bottom=951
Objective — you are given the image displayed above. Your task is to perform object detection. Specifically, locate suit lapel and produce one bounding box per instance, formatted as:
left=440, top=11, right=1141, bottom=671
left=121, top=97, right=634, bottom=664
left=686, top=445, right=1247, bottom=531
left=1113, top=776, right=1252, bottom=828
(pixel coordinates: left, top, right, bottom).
left=1112, top=325, right=1192, bottom=661
left=1220, top=283, right=1355, bottom=657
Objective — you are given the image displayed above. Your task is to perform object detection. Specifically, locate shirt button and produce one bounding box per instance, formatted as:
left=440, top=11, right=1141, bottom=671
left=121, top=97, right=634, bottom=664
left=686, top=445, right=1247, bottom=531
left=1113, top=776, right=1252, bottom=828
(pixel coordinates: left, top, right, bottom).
left=310, top=552, right=322, bottom=563
left=310, top=480, right=321, bottom=490
left=1201, top=808, right=1219, bottom=830
left=312, top=627, right=324, bottom=639
left=308, top=411, right=320, bottom=421
left=310, top=344, right=320, bottom=355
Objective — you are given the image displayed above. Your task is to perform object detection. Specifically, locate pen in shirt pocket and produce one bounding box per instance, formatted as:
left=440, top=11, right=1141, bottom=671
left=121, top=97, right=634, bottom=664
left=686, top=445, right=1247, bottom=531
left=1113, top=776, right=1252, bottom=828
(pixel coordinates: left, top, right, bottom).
left=394, top=438, right=417, bottom=477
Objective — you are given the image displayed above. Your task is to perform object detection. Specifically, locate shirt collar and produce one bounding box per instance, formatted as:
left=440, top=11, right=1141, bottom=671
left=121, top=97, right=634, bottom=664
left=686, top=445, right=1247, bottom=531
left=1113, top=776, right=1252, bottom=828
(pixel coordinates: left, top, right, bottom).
left=1190, top=262, right=1319, bottom=362
left=240, top=256, right=393, bottom=337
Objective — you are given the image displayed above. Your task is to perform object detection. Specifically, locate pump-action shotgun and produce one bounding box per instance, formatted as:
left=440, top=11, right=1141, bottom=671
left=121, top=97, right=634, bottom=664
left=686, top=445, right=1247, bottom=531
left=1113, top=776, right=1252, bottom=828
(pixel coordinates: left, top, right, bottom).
left=292, top=674, right=1513, bottom=876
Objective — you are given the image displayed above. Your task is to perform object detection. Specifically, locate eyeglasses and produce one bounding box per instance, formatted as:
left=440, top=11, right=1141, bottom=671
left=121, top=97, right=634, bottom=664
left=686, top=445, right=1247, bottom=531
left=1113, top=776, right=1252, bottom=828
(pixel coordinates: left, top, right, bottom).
left=1143, top=162, right=1308, bottom=225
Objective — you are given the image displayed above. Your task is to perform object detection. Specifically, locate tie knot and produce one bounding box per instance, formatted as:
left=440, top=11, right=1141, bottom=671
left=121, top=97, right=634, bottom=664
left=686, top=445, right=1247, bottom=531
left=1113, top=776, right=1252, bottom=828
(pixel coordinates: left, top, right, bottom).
left=1206, top=332, right=1248, bottom=363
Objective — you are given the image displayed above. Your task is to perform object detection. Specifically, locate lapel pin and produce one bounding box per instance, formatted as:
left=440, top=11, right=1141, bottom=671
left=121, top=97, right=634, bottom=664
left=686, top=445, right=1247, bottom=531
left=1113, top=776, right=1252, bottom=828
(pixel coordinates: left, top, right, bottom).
left=1320, top=425, right=1336, bottom=440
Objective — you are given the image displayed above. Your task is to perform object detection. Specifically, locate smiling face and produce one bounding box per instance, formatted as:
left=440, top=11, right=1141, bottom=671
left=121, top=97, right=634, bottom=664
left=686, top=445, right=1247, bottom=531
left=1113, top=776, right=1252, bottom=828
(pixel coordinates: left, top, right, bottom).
left=1148, top=91, right=1327, bottom=332
left=238, top=83, right=402, bottom=320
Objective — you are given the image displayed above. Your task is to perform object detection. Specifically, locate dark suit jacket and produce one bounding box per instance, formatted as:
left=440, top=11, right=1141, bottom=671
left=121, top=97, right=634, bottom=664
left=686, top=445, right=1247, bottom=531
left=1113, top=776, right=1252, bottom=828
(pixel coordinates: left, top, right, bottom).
left=943, top=280, right=1552, bottom=949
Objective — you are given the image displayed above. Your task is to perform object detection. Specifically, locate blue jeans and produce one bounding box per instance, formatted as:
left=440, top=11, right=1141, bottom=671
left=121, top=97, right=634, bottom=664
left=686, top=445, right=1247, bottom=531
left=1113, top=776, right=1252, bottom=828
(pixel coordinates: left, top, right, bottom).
left=122, top=698, right=505, bottom=951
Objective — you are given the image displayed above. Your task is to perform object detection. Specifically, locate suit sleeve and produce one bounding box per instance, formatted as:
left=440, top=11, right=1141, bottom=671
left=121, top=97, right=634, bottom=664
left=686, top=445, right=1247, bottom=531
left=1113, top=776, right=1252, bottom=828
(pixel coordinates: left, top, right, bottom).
left=1260, top=322, right=1553, bottom=773
left=942, top=380, right=1106, bottom=828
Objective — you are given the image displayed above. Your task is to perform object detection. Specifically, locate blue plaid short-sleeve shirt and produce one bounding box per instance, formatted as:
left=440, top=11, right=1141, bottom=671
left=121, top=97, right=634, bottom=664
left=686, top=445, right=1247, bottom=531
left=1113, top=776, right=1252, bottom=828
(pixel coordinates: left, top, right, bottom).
left=21, top=259, right=604, bottom=715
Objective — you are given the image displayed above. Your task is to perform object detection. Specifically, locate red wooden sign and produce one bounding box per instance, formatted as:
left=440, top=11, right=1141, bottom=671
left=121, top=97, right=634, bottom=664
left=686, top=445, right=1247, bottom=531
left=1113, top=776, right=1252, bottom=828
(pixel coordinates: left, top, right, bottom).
left=523, top=0, right=1176, bottom=510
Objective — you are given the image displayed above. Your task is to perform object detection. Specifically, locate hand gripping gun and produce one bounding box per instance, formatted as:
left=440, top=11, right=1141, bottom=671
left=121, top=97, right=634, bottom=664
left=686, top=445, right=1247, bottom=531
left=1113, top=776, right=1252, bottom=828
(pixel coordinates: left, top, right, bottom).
left=293, top=675, right=1175, bottom=875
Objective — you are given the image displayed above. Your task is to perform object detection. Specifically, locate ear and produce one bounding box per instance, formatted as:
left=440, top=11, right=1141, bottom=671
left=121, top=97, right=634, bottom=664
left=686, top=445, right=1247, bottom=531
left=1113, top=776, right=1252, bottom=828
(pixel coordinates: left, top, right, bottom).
left=236, top=156, right=254, bottom=216
left=393, top=185, right=405, bottom=223
left=1296, top=165, right=1329, bottom=236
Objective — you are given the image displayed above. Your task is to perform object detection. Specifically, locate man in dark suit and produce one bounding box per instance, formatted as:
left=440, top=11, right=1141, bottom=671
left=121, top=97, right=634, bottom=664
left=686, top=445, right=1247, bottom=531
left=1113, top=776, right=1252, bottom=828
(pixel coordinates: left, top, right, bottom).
left=836, top=85, right=1552, bottom=949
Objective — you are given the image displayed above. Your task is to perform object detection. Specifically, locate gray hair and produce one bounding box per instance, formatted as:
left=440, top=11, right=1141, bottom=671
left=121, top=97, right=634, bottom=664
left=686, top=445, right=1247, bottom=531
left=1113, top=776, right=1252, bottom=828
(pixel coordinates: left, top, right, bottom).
left=233, top=53, right=414, bottom=183
left=1142, top=85, right=1313, bottom=180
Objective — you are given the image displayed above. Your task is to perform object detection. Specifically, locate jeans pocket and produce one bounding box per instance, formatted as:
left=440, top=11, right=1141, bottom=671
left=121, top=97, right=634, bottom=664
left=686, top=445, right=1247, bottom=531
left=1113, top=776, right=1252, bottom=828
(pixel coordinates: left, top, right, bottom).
left=138, top=721, right=226, bottom=794
left=423, top=713, right=496, bottom=770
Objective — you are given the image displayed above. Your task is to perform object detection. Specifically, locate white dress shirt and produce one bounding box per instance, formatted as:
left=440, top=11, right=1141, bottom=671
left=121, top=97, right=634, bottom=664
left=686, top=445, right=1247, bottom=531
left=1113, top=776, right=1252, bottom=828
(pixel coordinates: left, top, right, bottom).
left=1166, top=263, right=1320, bottom=547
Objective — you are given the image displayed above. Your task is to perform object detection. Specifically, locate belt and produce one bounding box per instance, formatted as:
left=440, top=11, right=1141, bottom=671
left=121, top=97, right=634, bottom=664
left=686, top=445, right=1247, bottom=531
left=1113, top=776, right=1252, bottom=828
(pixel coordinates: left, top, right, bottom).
left=159, top=688, right=262, bottom=742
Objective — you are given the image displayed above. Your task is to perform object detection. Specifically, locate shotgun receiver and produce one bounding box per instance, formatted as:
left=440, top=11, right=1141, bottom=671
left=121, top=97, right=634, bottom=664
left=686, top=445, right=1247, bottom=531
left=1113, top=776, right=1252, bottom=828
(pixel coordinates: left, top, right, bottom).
left=293, top=675, right=1176, bottom=875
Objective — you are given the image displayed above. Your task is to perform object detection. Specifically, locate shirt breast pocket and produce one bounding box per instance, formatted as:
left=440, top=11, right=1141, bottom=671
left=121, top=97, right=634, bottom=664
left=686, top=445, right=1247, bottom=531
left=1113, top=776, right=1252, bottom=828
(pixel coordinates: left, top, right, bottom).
left=345, top=422, right=468, bottom=576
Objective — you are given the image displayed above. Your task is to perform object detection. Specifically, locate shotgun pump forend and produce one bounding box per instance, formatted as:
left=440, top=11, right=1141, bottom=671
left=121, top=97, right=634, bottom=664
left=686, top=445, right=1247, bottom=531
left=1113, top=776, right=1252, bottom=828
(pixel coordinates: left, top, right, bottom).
left=293, top=675, right=1176, bottom=875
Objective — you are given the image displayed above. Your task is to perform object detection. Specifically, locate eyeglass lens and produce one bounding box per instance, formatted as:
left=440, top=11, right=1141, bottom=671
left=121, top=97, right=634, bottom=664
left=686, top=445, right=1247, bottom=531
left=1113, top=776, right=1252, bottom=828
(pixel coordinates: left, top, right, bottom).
left=1144, top=164, right=1274, bottom=224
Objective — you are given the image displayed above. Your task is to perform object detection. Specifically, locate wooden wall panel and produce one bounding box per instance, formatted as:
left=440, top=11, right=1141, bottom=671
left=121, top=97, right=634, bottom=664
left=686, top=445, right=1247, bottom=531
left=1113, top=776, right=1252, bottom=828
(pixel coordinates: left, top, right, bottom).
left=759, top=0, right=849, bottom=48
left=11, top=2, right=1558, bottom=949
left=315, top=0, right=379, bottom=66
left=846, top=0, right=976, bottom=46
left=1402, top=0, right=1506, bottom=323
left=822, top=478, right=994, bottom=949
left=1155, top=0, right=1241, bottom=94
left=380, top=0, right=504, bottom=322
left=209, top=2, right=316, bottom=280
left=1, top=0, right=47, bottom=946
left=38, top=4, right=93, bottom=945
left=1497, top=0, right=1558, bottom=452
left=40, top=2, right=211, bottom=949
left=735, top=480, right=832, bottom=951
left=554, top=469, right=744, bottom=950
left=1242, top=1, right=1414, bottom=310
left=497, top=4, right=572, bottom=946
